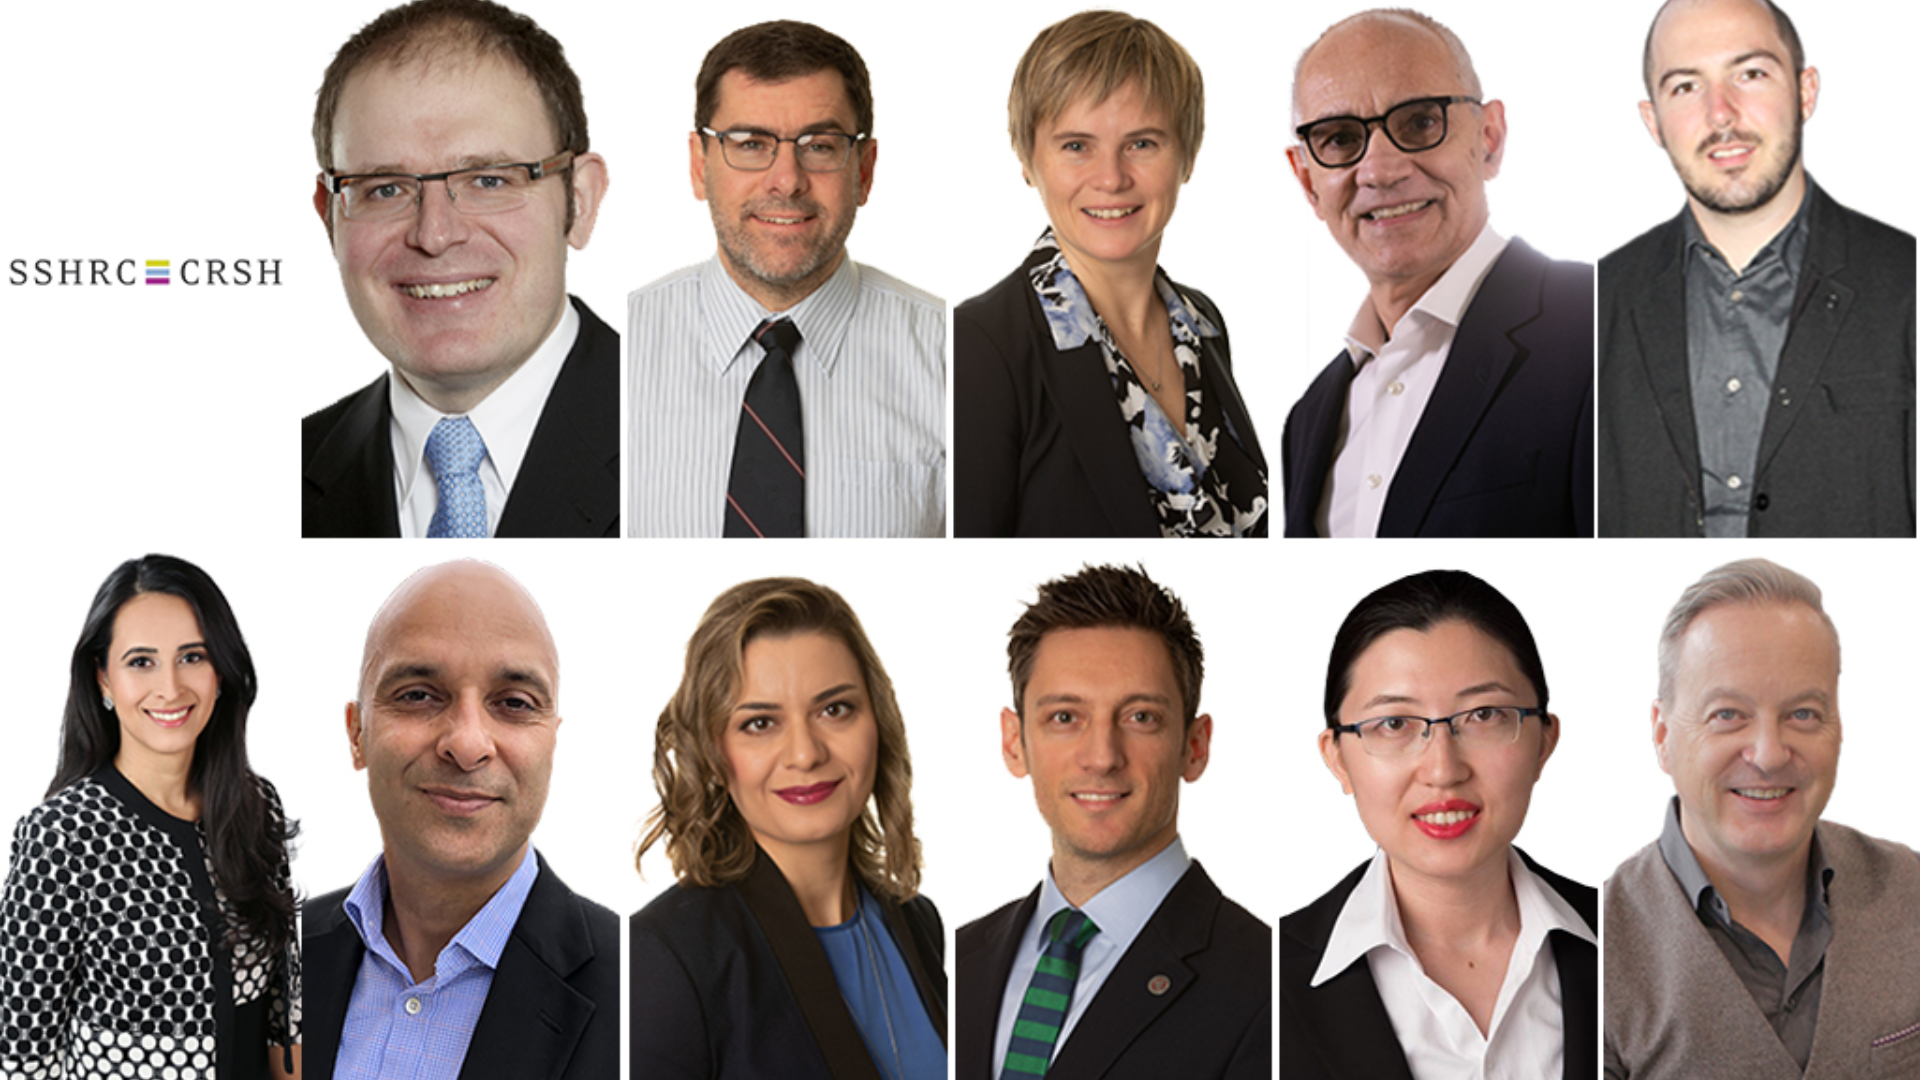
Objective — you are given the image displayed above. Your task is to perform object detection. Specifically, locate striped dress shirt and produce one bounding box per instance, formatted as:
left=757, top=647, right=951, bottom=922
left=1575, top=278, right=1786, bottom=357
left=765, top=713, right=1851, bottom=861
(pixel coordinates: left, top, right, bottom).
left=627, top=254, right=946, bottom=537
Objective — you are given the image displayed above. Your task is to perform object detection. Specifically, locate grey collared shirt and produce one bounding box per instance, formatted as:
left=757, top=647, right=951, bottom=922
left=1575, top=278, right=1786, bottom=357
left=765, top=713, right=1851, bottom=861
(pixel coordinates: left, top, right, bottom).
left=1684, top=190, right=1810, bottom=537
left=1657, top=797, right=1833, bottom=1069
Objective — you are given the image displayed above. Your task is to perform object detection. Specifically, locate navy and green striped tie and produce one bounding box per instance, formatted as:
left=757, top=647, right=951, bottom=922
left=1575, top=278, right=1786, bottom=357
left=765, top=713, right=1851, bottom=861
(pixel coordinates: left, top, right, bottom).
left=1000, top=908, right=1100, bottom=1078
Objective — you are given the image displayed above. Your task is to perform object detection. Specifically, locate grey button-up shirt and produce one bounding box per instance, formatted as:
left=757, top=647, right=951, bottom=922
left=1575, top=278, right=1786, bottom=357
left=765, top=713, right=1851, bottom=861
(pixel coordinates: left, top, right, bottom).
left=1684, top=190, right=1811, bottom=537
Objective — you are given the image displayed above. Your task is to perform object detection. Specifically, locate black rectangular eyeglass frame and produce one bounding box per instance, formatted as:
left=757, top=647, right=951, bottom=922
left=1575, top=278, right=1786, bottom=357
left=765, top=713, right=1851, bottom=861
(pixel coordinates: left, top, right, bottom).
left=322, top=149, right=575, bottom=195
left=1332, top=705, right=1545, bottom=740
left=1293, top=95, right=1481, bottom=169
left=698, top=127, right=868, bottom=172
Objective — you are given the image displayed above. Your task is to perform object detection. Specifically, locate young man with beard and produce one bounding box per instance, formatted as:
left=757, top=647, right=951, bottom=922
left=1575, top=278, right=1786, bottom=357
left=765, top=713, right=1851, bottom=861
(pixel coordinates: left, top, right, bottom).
left=627, top=22, right=945, bottom=537
left=1598, top=0, right=1916, bottom=537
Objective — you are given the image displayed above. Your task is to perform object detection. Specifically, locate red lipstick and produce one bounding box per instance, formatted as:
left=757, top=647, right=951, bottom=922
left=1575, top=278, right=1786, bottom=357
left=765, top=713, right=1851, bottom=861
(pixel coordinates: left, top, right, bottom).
left=1411, top=798, right=1481, bottom=840
left=776, top=780, right=841, bottom=805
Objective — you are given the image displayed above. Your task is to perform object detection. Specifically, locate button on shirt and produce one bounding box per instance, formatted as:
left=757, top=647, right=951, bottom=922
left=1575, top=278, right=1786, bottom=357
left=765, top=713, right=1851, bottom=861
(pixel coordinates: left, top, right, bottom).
left=1311, top=847, right=1595, bottom=1080
left=1684, top=189, right=1809, bottom=538
left=1320, top=225, right=1510, bottom=537
left=337, top=847, right=540, bottom=1080
left=389, top=301, right=579, bottom=538
left=1656, top=797, right=1831, bottom=1069
left=627, top=255, right=946, bottom=537
left=992, top=838, right=1192, bottom=1071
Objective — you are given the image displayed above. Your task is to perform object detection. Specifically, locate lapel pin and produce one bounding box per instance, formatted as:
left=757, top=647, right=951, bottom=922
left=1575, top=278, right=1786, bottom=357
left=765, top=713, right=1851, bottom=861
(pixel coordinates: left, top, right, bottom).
left=1147, top=975, right=1171, bottom=996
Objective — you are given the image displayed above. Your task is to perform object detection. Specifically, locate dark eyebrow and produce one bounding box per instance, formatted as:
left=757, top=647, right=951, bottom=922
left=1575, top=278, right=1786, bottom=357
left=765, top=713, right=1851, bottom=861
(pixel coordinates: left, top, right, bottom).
left=344, top=153, right=522, bottom=176
left=118, top=646, right=158, bottom=661
left=732, top=683, right=861, bottom=714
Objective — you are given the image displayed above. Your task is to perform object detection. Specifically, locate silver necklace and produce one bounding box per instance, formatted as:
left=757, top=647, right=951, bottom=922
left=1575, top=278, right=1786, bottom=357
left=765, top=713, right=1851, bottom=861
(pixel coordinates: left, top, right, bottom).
left=853, top=899, right=906, bottom=1080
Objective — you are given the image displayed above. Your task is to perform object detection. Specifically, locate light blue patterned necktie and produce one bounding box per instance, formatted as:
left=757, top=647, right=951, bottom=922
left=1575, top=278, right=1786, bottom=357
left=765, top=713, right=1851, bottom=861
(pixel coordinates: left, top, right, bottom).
left=425, top=416, right=489, bottom=538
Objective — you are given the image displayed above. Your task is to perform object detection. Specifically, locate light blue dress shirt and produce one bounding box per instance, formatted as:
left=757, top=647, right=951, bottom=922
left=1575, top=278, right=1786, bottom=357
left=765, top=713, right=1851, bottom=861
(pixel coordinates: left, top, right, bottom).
left=991, top=837, right=1192, bottom=1071
left=337, top=846, right=539, bottom=1080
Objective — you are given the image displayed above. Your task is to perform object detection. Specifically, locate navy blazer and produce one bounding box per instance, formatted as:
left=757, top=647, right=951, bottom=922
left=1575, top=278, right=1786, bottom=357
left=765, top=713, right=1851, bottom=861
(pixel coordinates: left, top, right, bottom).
left=956, top=862, right=1271, bottom=1080
left=302, top=295, right=620, bottom=538
left=302, top=853, right=620, bottom=1080
left=1280, top=851, right=1598, bottom=1080
left=954, top=256, right=1269, bottom=537
left=629, top=850, right=948, bottom=1080
left=1597, top=184, right=1916, bottom=536
left=1281, top=238, right=1594, bottom=537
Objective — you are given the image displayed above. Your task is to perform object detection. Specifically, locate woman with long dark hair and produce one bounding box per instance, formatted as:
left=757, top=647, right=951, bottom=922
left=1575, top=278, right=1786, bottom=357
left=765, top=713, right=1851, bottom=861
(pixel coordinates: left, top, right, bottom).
left=0, top=555, right=300, bottom=1080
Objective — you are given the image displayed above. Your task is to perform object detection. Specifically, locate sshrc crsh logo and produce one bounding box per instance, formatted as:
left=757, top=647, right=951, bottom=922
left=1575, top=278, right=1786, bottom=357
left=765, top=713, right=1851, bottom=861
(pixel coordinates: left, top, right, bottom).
left=7, top=257, right=281, bottom=287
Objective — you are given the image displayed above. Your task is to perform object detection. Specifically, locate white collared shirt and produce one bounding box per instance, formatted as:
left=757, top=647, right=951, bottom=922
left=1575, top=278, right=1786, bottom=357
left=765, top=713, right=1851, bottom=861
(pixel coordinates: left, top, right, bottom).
left=1319, top=224, right=1509, bottom=538
left=388, top=300, right=579, bottom=538
left=1311, top=847, right=1595, bottom=1080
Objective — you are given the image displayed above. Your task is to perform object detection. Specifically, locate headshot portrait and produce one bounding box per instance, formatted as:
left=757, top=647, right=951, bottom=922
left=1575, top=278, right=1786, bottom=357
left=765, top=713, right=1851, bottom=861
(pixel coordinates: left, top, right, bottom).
left=1280, top=6, right=1594, bottom=538
left=0, top=555, right=300, bottom=1080
left=303, top=0, right=619, bottom=539
left=953, top=11, right=1271, bottom=539
left=955, top=564, right=1271, bottom=1079
left=300, top=559, right=618, bottom=1080
left=1281, top=569, right=1595, bottom=1079
left=1596, top=0, right=1916, bottom=538
left=626, top=20, right=946, bottom=539
left=629, top=577, right=946, bottom=1079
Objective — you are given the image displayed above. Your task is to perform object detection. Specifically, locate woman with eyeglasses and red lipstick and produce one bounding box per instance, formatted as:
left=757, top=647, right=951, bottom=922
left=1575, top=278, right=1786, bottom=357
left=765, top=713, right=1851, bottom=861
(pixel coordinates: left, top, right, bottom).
left=1280, top=570, right=1596, bottom=1080
left=630, top=578, right=945, bottom=1080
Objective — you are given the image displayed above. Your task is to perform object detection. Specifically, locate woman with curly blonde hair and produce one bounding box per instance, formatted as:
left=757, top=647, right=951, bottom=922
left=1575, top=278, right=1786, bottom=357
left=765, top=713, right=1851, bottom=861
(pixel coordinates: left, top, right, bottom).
left=631, top=577, right=946, bottom=1080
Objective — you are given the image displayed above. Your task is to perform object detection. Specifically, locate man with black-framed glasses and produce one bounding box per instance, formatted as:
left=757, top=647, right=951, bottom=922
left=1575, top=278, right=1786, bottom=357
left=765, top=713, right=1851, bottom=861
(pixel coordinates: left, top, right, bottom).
left=304, top=0, right=619, bottom=539
left=1281, top=8, right=1594, bottom=539
left=627, top=20, right=946, bottom=538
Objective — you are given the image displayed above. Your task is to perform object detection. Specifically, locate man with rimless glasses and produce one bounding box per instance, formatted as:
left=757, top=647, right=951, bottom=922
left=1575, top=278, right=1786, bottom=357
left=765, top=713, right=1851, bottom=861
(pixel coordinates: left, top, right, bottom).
left=1281, top=9, right=1594, bottom=538
left=305, top=0, right=617, bottom=539
left=627, top=21, right=945, bottom=538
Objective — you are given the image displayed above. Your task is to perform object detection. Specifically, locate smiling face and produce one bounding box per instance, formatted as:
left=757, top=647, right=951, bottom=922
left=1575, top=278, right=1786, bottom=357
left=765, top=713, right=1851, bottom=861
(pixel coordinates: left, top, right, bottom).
left=348, top=563, right=560, bottom=893
left=98, top=593, right=219, bottom=776
left=1655, top=600, right=1840, bottom=881
left=692, top=68, right=875, bottom=311
left=1002, top=626, right=1210, bottom=899
left=1320, top=620, right=1556, bottom=890
left=317, top=52, right=605, bottom=413
left=1640, top=0, right=1816, bottom=218
left=1029, top=80, right=1184, bottom=283
left=720, top=630, right=879, bottom=865
left=1288, top=16, right=1503, bottom=307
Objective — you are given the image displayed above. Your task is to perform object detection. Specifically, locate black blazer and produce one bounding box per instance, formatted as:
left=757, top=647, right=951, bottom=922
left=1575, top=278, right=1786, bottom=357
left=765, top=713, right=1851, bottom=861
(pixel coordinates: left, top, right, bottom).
left=1597, top=184, right=1916, bottom=536
left=1280, top=850, right=1597, bottom=1080
left=302, top=295, right=620, bottom=537
left=629, top=850, right=948, bottom=1080
left=1281, top=238, right=1594, bottom=537
left=956, top=862, right=1271, bottom=1080
left=302, top=853, right=620, bottom=1080
left=954, top=256, right=1269, bottom=537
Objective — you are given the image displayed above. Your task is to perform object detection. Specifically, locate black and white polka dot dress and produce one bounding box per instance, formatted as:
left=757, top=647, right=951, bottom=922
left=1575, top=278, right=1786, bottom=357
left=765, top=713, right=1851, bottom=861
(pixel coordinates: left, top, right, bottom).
left=0, top=768, right=300, bottom=1080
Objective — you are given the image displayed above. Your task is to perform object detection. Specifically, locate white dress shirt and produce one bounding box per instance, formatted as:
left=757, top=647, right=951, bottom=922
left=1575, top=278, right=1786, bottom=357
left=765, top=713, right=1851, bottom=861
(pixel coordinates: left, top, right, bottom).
left=626, top=254, right=946, bottom=537
left=1311, top=847, right=1594, bottom=1080
left=388, top=300, right=578, bottom=538
left=1319, top=224, right=1509, bottom=537
left=991, top=838, right=1191, bottom=1072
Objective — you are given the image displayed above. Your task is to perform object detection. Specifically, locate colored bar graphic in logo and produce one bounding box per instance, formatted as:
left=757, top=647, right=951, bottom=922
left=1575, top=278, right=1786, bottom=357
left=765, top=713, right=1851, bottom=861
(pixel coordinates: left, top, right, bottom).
left=146, top=259, right=169, bottom=285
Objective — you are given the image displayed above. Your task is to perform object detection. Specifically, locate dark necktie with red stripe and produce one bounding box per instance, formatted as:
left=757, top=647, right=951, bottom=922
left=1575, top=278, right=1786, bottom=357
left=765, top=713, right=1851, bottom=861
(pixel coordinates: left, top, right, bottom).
left=724, top=317, right=806, bottom=537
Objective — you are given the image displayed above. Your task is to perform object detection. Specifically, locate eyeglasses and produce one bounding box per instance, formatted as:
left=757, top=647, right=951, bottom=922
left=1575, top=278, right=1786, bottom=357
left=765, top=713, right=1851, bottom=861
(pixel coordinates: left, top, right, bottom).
left=1333, top=705, right=1543, bottom=758
left=700, top=127, right=866, bottom=173
left=1294, top=95, right=1481, bottom=169
left=323, top=150, right=574, bottom=222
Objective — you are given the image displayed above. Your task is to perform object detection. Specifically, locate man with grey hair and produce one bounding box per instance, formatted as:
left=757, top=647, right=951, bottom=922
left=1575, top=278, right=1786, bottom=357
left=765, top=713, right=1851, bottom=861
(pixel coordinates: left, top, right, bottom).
left=1598, top=0, right=1915, bottom=538
left=1281, top=7, right=1592, bottom=538
left=1604, top=558, right=1920, bottom=1079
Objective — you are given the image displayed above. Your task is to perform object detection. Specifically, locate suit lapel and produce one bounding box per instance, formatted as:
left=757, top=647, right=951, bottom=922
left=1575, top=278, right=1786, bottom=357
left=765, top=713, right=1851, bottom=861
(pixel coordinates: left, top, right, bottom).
left=456, top=855, right=601, bottom=1080
left=958, top=887, right=1039, bottom=1080
left=303, top=376, right=402, bottom=538
left=303, top=902, right=365, bottom=1080
left=1283, top=355, right=1354, bottom=536
left=1628, top=214, right=1705, bottom=498
left=497, top=297, right=620, bottom=538
left=1755, top=187, right=1854, bottom=482
left=1552, top=930, right=1598, bottom=1080
left=1282, top=863, right=1416, bottom=1080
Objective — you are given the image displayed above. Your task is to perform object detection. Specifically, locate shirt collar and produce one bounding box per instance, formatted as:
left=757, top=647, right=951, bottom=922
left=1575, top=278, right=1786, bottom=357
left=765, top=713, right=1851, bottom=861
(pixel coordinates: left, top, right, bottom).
left=1024, top=228, right=1219, bottom=354
left=1657, top=795, right=1833, bottom=923
left=1343, top=222, right=1508, bottom=364
left=342, top=845, right=540, bottom=984
left=1682, top=178, right=1812, bottom=279
left=1030, top=836, right=1191, bottom=959
left=698, top=252, right=862, bottom=378
left=388, top=299, right=579, bottom=503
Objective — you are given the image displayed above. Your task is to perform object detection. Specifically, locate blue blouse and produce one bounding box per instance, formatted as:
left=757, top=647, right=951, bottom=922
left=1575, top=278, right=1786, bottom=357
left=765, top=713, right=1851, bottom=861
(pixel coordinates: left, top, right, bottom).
left=814, top=886, right=946, bottom=1080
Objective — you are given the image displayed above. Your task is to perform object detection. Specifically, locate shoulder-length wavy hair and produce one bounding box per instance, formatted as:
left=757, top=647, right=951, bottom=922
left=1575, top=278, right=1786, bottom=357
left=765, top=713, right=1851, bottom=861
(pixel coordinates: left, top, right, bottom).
left=637, top=578, right=922, bottom=901
left=50, top=554, right=298, bottom=957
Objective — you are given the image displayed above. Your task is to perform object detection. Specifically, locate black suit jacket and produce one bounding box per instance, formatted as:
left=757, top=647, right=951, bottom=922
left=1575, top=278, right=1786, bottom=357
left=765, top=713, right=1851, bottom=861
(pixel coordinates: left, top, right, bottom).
left=1597, top=184, right=1916, bottom=536
left=302, top=853, right=619, bottom=1080
left=954, top=256, right=1269, bottom=537
left=628, top=850, right=948, bottom=1080
left=1281, top=238, right=1595, bottom=537
left=956, top=862, right=1271, bottom=1080
left=302, top=295, right=620, bottom=537
left=1280, top=850, right=1597, bottom=1080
